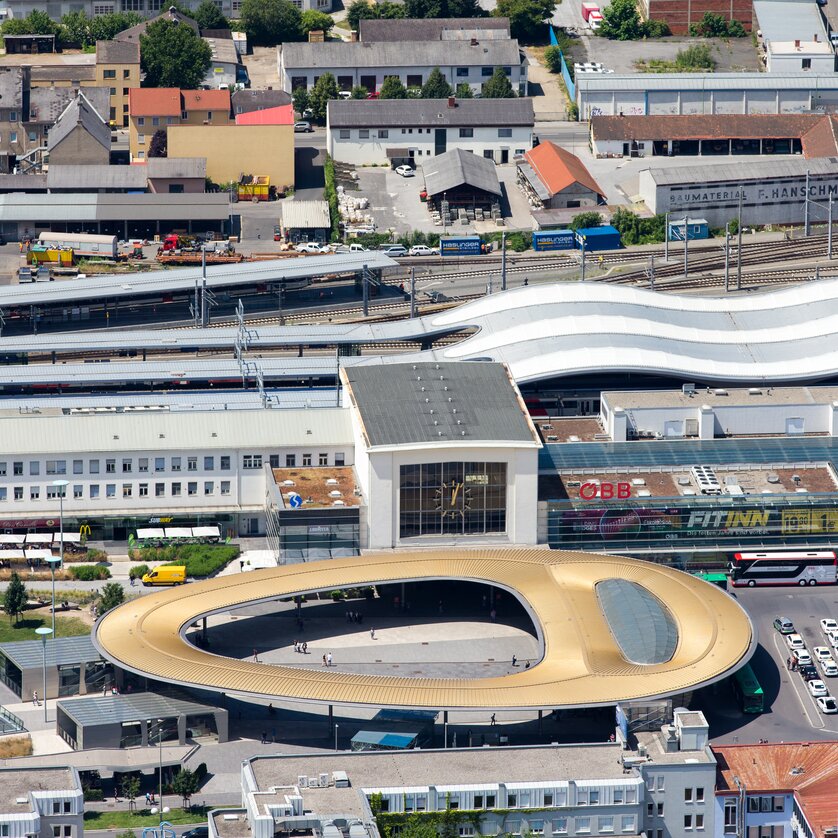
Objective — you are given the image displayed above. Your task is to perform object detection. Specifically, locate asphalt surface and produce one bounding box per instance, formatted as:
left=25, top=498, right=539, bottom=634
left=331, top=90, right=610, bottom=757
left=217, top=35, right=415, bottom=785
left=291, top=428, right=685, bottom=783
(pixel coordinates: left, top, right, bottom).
left=697, top=585, right=838, bottom=744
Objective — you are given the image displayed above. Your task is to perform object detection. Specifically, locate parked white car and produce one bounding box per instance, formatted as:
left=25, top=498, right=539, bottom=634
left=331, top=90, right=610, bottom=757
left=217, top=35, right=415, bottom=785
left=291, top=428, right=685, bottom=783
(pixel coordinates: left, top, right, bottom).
left=828, top=630, right=838, bottom=649
left=409, top=245, right=439, bottom=257
left=793, top=648, right=813, bottom=666
left=786, top=633, right=805, bottom=650
left=817, top=695, right=838, bottom=714
left=395, top=165, right=415, bottom=178
left=808, top=679, right=828, bottom=697
left=820, top=658, right=838, bottom=677
left=814, top=646, right=833, bottom=662
left=821, top=618, right=838, bottom=634
left=295, top=242, right=328, bottom=253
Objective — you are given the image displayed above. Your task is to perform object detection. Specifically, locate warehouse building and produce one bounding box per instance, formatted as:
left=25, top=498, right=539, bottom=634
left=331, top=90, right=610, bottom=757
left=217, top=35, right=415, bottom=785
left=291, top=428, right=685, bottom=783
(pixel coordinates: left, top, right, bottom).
left=327, top=98, right=534, bottom=166
left=637, top=158, right=838, bottom=227
left=588, top=114, right=838, bottom=158
left=576, top=73, right=838, bottom=119
left=279, top=200, right=331, bottom=244
left=517, top=141, right=605, bottom=211
left=422, top=148, right=503, bottom=217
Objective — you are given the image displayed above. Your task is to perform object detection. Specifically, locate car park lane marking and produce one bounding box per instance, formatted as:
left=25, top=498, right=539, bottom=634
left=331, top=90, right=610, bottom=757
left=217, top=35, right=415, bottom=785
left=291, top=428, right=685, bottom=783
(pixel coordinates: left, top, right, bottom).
left=772, top=631, right=824, bottom=730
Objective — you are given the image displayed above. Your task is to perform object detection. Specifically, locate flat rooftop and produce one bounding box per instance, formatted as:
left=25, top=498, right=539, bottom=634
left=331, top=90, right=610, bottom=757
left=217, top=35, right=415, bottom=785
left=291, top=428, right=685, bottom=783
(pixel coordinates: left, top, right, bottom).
left=536, top=418, right=606, bottom=443
left=552, top=465, right=837, bottom=500
left=251, top=744, right=629, bottom=797
left=635, top=728, right=713, bottom=765
left=211, top=810, right=250, bottom=838
left=0, top=767, right=76, bottom=809
left=272, top=467, right=361, bottom=508
left=603, top=385, right=838, bottom=410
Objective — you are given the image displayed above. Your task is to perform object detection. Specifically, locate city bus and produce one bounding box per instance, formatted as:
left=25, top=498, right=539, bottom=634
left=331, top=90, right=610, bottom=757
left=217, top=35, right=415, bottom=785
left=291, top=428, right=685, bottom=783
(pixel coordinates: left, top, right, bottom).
left=731, top=663, right=764, bottom=713
left=730, top=551, right=838, bottom=587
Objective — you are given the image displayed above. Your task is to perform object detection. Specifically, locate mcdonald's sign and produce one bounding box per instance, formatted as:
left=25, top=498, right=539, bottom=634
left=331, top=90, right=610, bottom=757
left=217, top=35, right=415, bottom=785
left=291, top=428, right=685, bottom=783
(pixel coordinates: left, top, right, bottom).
left=79, top=524, right=92, bottom=539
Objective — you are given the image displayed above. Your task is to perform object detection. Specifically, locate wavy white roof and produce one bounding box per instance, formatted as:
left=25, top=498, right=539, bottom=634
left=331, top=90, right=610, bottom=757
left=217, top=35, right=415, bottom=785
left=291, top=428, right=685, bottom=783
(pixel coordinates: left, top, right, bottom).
left=411, top=280, right=838, bottom=384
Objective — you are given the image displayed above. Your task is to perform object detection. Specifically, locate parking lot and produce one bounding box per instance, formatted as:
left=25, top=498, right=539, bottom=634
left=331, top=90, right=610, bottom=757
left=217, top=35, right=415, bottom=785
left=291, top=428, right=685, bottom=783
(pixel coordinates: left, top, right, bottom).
left=697, top=585, right=838, bottom=744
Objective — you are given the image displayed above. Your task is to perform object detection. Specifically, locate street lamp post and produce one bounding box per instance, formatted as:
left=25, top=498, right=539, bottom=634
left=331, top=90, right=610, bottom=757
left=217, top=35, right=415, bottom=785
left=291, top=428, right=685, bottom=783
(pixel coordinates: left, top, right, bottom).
left=50, top=480, right=69, bottom=637
left=334, top=722, right=339, bottom=752
left=35, top=626, right=52, bottom=723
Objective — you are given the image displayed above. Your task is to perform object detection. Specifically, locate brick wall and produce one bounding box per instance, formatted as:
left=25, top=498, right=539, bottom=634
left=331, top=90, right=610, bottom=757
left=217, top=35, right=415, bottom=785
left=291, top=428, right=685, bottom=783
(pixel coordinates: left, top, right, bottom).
left=646, top=0, right=753, bottom=33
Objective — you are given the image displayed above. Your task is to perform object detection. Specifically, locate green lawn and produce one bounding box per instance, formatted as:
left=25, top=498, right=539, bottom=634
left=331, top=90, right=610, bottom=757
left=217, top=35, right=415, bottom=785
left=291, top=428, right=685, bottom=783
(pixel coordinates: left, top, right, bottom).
left=84, top=807, right=208, bottom=829
left=0, top=615, right=90, bottom=642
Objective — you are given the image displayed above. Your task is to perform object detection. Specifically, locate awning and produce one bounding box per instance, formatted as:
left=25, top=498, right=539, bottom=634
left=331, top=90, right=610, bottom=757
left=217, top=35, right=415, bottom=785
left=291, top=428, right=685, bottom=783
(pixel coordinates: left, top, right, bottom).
left=385, top=147, right=411, bottom=159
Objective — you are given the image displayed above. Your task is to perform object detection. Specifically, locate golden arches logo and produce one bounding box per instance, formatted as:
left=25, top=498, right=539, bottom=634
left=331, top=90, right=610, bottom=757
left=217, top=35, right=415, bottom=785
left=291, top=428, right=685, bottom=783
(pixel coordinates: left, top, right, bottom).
left=79, top=524, right=92, bottom=538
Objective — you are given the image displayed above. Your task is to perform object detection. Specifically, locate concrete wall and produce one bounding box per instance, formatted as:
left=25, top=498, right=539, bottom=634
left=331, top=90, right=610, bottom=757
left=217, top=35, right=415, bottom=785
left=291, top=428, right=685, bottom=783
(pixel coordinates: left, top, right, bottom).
left=327, top=123, right=533, bottom=166
left=168, top=124, right=294, bottom=189
left=147, top=176, right=205, bottom=194
left=48, top=126, right=109, bottom=167
left=767, top=50, right=835, bottom=73
left=548, top=183, right=601, bottom=209
left=641, top=762, right=716, bottom=838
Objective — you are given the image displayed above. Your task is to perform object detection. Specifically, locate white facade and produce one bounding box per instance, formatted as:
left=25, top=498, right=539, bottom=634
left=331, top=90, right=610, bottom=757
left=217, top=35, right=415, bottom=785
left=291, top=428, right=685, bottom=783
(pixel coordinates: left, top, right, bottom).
left=600, top=387, right=838, bottom=441
left=0, top=767, right=85, bottom=838
left=765, top=41, right=836, bottom=73
left=327, top=123, right=533, bottom=166
left=713, top=793, right=793, bottom=838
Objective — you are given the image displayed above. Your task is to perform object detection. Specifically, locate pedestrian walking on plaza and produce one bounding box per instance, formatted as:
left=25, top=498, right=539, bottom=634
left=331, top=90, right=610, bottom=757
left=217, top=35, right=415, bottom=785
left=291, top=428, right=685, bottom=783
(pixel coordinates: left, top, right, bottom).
left=370, top=628, right=376, bottom=640
left=322, top=654, right=327, bottom=667
left=293, top=640, right=299, bottom=653
left=253, top=648, right=259, bottom=663
left=32, top=690, right=38, bottom=706
left=327, top=652, right=333, bottom=667
left=490, top=713, right=496, bottom=726
left=482, top=594, right=487, bottom=609
left=145, top=793, right=152, bottom=806
left=490, top=608, right=497, bottom=622
left=302, top=642, right=307, bottom=654
left=787, top=657, right=792, bottom=670
left=260, top=731, right=266, bottom=744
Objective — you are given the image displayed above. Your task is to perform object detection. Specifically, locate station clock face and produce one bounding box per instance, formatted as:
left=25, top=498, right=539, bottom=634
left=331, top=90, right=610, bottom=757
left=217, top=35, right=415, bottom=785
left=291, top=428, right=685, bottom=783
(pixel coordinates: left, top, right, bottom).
left=436, top=479, right=472, bottom=519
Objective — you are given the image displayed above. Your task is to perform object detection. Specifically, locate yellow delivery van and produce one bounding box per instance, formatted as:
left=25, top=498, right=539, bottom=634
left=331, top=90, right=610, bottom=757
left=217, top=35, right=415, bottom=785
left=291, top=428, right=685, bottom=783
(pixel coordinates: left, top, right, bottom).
left=141, top=566, right=187, bottom=586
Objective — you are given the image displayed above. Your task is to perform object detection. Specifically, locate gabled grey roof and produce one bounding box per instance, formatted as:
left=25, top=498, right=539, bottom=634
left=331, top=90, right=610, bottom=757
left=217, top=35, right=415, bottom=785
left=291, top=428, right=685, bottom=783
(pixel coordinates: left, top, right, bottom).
left=29, top=86, right=109, bottom=126
left=645, top=156, right=837, bottom=185
left=328, top=97, right=534, bottom=128
left=342, top=361, right=536, bottom=447
left=422, top=147, right=502, bottom=197
left=96, top=38, right=140, bottom=64
left=358, top=16, right=510, bottom=41
left=0, top=635, right=99, bottom=669
left=281, top=38, right=521, bottom=70
left=59, top=690, right=220, bottom=726
left=48, top=91, right=111, bottom=154
left=232, top=88, right=292, bottom=114
left=30, top=64, right=96, bottom=83
left=281, top=199, right=331, bottom=229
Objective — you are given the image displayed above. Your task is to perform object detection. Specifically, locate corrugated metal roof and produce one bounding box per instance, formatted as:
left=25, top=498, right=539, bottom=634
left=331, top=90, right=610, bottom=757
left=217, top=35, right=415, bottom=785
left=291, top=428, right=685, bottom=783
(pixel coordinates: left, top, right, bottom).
left=358, top=17, right=510, bottom=42
left=281, top=39, right=520, bottom=70
left=0, top=635, right=99, bottom=669
left=145, top=156, right=206, bottom=179
left=422, top=147, right=502, bottom=197
left=0, top=251, right=395, bottom=307
left=46, top=165, right=147, bottom=191
left=94, top=549, right=755, bottom=710
left=59, top=690, right=220, bottom=726
left=0, top=405, right=353, bottom=456
left=0, top=193, right=231, bottom=224
left=753, top=0, right=828, bottom=43
left=280, top=200, right=331, bottom=229
left=576, top=72, right=838, bottom=92
left=342, top=361, right=537, bottom=447
left=646, top=155, right=837, bottom=184
left=328, top=98, right=534, bottom=129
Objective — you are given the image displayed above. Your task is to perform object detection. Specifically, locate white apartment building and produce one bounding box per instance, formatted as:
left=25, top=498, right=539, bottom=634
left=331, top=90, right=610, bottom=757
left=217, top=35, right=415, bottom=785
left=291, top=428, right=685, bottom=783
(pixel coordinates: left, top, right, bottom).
left=278, top=39, right=527, bottom=97
left=0, top=767, right=84, bottom=838
left=326, top=98, right=534, bottom=166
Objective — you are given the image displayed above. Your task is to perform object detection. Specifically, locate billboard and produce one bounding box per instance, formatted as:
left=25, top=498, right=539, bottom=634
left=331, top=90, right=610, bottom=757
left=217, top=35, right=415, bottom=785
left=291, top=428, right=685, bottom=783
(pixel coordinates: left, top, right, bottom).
left=439, top=236, right=482, bottom=257
left=533, top=230, right=575, bottom=251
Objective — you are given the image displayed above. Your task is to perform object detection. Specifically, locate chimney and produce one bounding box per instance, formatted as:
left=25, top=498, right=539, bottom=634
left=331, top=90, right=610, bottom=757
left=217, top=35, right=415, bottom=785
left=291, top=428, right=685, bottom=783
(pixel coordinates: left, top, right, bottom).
left=795, top=38, right=800, bottom=47
left=815, top=33, right=819, bottom=41
left=308, top=28, right=325, bottom=42
left=470, top=37, right=478, bottom=45
left=350, top=29, right=359, bottom=42
left=447, top=96, right=456, bottom=108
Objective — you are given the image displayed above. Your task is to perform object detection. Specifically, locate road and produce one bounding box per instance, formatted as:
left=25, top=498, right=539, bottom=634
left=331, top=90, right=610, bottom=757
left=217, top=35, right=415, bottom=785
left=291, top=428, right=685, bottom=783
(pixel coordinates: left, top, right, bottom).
left=696, top=585, right=838, bottom=744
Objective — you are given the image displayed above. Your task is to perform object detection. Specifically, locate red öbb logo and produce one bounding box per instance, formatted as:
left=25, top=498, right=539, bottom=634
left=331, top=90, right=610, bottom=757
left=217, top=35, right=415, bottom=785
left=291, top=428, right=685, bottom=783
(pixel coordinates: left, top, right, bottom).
left=579, top=482, right=632, bottom=500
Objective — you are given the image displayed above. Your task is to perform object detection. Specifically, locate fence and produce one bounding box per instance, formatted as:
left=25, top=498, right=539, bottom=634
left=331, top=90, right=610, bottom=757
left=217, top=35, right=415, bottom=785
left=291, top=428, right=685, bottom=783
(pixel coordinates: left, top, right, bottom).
left=549, top=28, right=576, bottom=101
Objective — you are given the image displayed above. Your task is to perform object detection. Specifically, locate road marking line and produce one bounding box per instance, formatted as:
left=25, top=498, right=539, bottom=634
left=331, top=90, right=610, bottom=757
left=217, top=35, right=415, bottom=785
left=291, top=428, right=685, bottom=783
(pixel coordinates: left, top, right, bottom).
left=772, top=633, right=824, bottom=729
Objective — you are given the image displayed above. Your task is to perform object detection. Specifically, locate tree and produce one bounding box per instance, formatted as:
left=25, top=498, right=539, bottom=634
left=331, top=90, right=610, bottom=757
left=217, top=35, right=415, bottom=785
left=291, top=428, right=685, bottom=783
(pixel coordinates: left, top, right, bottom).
left=240, top=0, right=303, bottom=46
left=543, top=44, right=563, bottom=73
left=346, top=0, right=378, bottom=30
left=689, top=11, right=745, bottom=36
left=60, top=10, right=92, bottom=46
left=292, top=87, right=310, bottom=115
left=140, top=19, right=212, bottom=89
left=492, top=0, right=554, bottom=42
left=481, top=66, right=516, bottom=98
left=148, top=129, right=168, bottom=158
left=98, top=583, right=125, bottom=615
left=598, top=0, right=643, bottom=40
left=308, top=72, right=339, bottom=122
left=421, top=67, right=453, bottom=99
left=379, top=1, right=407, bottom=17
left=350, top=85, right=369, bottom=99
left=406, top=0, right=484, bottom=17
left=89, top=11, right=143, bottom=41
left=193, top=0, right=229, bottom=29
left=379, top=75, right=408, bottom=99
left=301, top=9, right=334, bottom=34
left=120, top=774, right=141, bottom=812
left=171, top=768, right=201, bottom=808
left=3, top=573, right=26, bottom=625
left=675, top=43, right=715, bottom=70
left=455, top=82, right=473, bottom=98
left=570, top=211, right=603, bottom=231
left=3, top=9, right=61, bottom=37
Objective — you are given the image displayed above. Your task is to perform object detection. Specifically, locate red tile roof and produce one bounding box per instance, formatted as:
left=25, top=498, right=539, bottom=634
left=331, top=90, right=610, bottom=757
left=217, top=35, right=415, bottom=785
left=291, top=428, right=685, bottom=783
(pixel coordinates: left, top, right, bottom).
left=181, top=89, right=230, bottom=112
left=714, top=742, right=838, bottom=838
left=235, top=104, right=294, bottom=126
left=524, top=141, right=604, bottom=200
left=128, top=87, right=181, bottom=117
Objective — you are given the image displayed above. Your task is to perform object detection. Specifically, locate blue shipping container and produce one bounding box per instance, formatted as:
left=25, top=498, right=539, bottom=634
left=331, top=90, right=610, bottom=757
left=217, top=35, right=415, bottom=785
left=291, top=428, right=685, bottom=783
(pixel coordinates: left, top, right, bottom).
left=533, top=229, right=575, bottom=251
left=440, top=236, right=482, bottom=256
left=668, top=218, right=709, bottom=242
left=575, top=225, right=621, bottom=252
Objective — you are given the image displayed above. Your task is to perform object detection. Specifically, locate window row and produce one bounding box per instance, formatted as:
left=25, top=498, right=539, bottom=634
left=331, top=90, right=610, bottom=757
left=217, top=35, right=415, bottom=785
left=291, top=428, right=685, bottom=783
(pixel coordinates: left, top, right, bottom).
left=454, top=818, right=636, bottom=838
left=336, top=127, right=517, bottom=140
left=685, top=787, right=706, bottom=803
left=0, top=482, right=231, bottom=502
left=747, top=796, right=785, bottom=813
left=684, top=814, right=705, bottom=831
